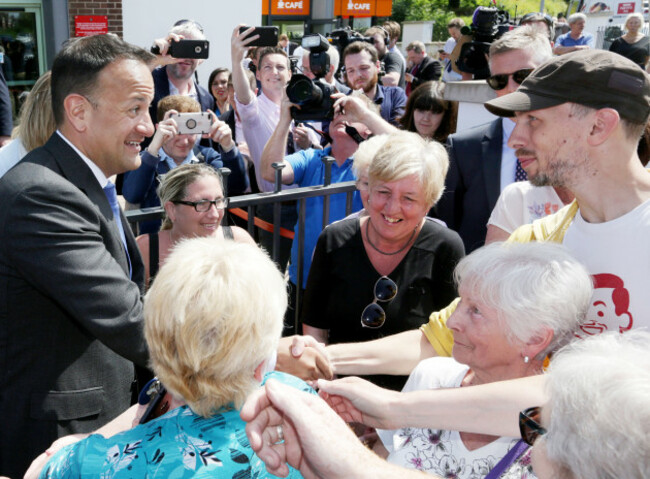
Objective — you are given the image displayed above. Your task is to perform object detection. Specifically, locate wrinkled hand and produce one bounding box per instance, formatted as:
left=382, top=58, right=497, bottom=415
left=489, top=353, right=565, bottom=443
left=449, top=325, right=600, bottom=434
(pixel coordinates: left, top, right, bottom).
left=275, top=335, right=333, bottom=381
left=232, top=25, right=259, bottom=63
left=23, top=433, right=89, bottom=479
left=318, top=376, right=401, bottom=429
left=147, top=109, right=179, bottom=155
left=207, top=110, right=235, bottom=151
left=242, top=378, right=373, bottom=479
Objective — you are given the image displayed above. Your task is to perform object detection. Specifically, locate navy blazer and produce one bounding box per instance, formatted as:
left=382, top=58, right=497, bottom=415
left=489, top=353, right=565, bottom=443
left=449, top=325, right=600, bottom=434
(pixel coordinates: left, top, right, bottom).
left=435, top=119, right=503, bottom=253
left=0, top=133, right=147, bottom=477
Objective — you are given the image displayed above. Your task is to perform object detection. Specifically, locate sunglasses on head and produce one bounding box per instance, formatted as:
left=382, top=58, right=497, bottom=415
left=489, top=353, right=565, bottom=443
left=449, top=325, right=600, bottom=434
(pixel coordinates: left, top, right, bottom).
left=519, top=406, right=547, bottom=446
left=361, top=276, right=398, bottom=329
left=486, top=68, right=534, bottom=91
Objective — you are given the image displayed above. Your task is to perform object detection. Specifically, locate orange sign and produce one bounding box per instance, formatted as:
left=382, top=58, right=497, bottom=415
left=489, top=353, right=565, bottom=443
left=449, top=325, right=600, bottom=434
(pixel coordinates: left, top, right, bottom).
left=262, top=0, right=310, bottom=15
left=333, top=0, right=392, bottom=17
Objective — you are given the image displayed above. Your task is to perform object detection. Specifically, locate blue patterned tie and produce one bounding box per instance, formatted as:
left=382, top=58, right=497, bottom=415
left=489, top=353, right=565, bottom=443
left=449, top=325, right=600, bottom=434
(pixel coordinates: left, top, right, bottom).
left=103, top=182, right=132, bottom=279
left=515, top=160, right=528, bottom=182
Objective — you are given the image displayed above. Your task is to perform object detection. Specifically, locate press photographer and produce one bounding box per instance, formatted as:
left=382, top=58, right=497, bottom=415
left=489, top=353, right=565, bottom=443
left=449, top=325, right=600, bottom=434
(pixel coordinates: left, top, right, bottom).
left=454, top=7, right=513, bottom=79
left=286, top=34, right=338, bottom=122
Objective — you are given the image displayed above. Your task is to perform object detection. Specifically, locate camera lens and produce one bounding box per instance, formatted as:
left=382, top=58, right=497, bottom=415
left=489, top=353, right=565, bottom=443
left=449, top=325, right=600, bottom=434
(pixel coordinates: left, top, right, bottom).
left=186, top=119, right=197, bottom=129
left=195, top=46, right=201, bottom=54
left=287, top=76, right=322, bottom=106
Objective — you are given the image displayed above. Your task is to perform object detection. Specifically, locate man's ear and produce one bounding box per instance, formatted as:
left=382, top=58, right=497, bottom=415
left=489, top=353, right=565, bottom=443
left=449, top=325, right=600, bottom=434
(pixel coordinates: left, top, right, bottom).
left=588, top=108, right=619, bottom=146
left=63, top=94, right=91, bottom=133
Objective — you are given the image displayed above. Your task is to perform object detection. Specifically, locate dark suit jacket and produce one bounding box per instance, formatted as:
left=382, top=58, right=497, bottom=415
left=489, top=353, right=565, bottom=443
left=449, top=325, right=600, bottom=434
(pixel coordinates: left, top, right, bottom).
left=0, top=68, right=12, bottom=137
left=411, top=55, right=442, bottom=87
left=435, top=119, right=503, bottom=253
left=0, top=133, right=148, bottom=477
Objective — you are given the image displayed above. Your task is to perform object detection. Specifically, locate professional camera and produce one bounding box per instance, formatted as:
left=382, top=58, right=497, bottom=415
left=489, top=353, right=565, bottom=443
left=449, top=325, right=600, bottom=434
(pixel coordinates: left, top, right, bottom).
left=286, top=33, right=336, bottom=121
left=327, top=27, right=373, bottom=55
left=456, top=7, right=513, bottom=79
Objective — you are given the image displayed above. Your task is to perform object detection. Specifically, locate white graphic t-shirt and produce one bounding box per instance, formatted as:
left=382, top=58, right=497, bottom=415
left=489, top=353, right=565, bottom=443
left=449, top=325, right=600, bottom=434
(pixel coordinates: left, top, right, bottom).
left=563, top=199, right=650, bottom=338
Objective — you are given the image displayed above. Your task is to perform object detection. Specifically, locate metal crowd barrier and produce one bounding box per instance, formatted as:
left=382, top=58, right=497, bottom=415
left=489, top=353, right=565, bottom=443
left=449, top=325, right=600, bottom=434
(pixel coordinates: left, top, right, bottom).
left=124, top=158, right=357, bottom=331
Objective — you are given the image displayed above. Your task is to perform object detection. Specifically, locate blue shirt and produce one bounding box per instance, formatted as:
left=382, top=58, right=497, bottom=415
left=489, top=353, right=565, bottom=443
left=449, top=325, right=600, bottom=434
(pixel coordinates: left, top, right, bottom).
left=287, top=147, right=362, bottom=288
left=40, top=372, right=311, bottom=479
left=374, top=84, right=407, bottom=126
left=556, top=31, right=594, bottom=48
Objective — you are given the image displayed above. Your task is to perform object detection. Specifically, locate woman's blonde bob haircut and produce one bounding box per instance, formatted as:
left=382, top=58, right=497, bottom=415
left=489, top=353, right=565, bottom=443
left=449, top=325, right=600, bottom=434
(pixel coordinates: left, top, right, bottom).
left=368, top=130, right=449, bottom=207
left=144, top=239, right=286, bottom=417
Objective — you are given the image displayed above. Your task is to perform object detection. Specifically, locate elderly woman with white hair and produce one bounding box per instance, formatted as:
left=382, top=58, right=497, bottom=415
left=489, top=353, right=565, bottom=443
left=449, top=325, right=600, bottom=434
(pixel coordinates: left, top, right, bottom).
left=38, top=239, right=308, bottom=478
left=376, top=241, right=593, bottom=478
left=301, top=130, right=465, bottom=391
left=528, top=330, right=650, bottom=479
left=609, top=12, right=650, bottom=70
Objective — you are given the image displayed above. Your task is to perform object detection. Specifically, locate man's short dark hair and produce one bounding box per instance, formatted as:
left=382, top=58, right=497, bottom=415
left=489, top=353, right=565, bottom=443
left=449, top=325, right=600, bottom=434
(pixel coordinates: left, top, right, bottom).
left=342, top=41, right=379, bottom=65
left=51, top=34, right=154, bottom=125
left=257, top=47, right=290, bottom=71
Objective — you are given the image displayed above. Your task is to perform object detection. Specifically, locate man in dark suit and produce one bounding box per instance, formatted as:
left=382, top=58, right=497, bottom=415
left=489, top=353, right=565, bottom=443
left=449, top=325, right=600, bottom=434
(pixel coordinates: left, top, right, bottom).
left=405, top=41, right=442, bottom=95
left=435, top=27, right=553, bottom=252
left=0, top=34, right=154, bottom=477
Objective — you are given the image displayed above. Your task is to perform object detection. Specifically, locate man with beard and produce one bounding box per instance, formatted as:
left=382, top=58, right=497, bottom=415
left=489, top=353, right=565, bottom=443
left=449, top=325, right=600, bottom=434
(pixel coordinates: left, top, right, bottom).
left=148, top=21, right=214, bottom=135
left=280, top=49, right=650, bottom=385
left=342, top=42, right=406, bottom=126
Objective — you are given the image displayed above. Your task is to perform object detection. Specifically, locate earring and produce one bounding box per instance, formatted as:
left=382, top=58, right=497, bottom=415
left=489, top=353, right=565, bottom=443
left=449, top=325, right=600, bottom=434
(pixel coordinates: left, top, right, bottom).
left=523, top=356, right=530, bottom=364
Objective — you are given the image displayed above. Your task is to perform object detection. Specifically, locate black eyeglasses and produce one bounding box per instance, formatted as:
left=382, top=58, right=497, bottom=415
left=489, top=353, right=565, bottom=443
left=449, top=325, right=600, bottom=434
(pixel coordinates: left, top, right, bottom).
left=173, top=198, right=228, bottom=212
left=486, top=68, right=534, bottom=91
left=361, top=276, right=398, bottom=329
left=519, top=406, right=547, bottom=446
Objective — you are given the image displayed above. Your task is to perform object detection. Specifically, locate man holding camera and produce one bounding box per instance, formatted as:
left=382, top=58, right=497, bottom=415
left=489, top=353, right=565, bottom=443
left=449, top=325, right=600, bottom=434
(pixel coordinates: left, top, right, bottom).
left=149, top=21, right=214, bottom=133
left=231, top=26, right=319, bottom=270
left=261, top=93, right=394, bottom=329
left=342, top=42, right=407, bottom=126
left=301, top=46, right=351, bottom=96
left=122, top=95, right=247, bottom=234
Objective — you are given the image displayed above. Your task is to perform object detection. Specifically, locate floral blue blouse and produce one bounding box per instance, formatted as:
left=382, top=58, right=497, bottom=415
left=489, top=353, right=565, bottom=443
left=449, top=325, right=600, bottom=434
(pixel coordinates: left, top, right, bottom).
left=39, top=372, right=311, bottom=479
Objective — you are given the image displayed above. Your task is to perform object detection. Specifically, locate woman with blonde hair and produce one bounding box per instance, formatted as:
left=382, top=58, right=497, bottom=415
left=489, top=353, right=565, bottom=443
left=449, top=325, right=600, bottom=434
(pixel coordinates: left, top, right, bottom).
left=136, top=162, right=254, bottom=286
left=39, top=239, right=309, bottom=478
left=302, top=130, right=464, bottom=391
left=0, top=71, right=55, bottom=178
left=609, top=12, right=650, bottom=69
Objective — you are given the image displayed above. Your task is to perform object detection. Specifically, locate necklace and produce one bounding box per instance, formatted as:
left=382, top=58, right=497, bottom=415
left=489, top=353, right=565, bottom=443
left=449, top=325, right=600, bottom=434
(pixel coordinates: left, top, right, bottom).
left=365, top=218, right=418, bottom=256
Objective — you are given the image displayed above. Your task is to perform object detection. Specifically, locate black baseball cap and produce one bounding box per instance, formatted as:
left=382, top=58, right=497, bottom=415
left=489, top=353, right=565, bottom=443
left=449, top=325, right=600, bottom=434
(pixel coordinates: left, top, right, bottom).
left=485, top=50, right=650, bottom=123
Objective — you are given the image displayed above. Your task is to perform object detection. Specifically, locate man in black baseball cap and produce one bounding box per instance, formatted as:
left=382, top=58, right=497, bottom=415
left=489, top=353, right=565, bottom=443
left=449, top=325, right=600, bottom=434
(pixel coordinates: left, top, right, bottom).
left=483, top=49, right=650, bottom=338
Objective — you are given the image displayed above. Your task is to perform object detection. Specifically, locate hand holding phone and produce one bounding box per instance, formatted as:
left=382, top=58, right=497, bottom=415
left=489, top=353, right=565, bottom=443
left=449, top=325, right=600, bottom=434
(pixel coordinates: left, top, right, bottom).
left=238, top=26, right=279, bottom=47
left=170, top=112, right=213, bottom=135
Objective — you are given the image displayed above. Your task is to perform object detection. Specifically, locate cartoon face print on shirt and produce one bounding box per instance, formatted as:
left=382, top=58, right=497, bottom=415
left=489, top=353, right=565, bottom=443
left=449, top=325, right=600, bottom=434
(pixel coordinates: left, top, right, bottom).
left=576, top=273, right=633, bottom=338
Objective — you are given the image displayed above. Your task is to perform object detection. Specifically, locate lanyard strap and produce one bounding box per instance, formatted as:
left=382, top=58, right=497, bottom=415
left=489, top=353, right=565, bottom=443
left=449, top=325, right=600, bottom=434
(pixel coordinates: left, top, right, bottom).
left=484, top=439, right=529, bottom=479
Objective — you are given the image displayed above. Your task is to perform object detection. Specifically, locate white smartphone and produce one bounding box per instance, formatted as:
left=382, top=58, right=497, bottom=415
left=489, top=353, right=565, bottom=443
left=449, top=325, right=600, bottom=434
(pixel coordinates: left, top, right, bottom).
left=171, top=112, right=213, bottom=135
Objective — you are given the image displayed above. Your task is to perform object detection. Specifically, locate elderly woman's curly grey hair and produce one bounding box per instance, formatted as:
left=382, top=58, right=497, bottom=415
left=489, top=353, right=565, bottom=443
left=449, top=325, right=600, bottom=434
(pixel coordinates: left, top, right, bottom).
left=543, top=330, right=650, bottom=479
left=454, top=242, right=593, bottom=358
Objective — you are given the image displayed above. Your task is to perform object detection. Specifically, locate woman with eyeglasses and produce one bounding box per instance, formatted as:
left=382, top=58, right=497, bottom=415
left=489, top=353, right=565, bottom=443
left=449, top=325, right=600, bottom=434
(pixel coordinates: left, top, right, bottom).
left=372, top=241, right=592, bottom=478
left=398, top=81, right=457, bottom=143
left=136, top=163, right=254, bottom=287
left=301, top=130, right=465, bottom=391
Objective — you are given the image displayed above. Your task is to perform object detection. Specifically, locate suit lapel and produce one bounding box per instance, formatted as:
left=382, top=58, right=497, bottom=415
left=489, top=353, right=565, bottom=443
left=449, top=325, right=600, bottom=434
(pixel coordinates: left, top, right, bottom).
left=43, top=134, right=135, bottom=279
left=482, top=118, right=503, bottom=210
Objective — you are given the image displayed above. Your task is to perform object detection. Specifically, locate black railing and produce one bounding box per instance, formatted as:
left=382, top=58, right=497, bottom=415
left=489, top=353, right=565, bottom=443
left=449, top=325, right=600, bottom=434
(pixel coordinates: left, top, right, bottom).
left=124, top=159, right=357, bottom=331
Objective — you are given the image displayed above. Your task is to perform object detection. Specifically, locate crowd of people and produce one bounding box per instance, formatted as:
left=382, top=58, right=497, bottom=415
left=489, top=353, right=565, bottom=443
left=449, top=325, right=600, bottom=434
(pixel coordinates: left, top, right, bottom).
left=0, top=9, right=648, bottom=479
